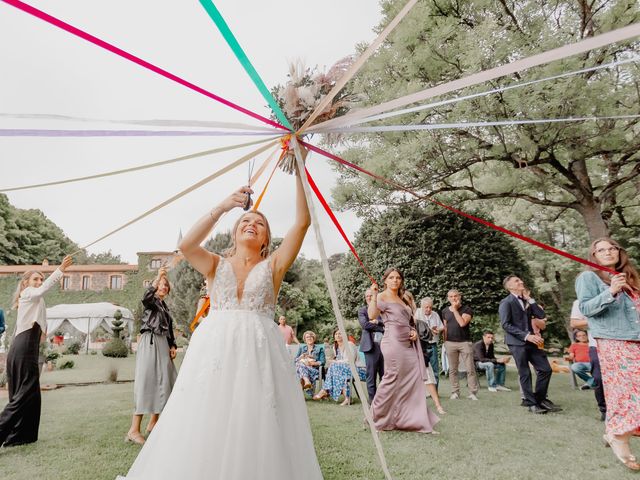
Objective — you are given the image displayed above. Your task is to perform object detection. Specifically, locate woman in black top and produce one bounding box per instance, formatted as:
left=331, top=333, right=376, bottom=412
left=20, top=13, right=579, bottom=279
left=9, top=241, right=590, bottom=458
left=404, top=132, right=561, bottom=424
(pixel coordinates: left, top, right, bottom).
left=125, top=267, right=177, bottom=445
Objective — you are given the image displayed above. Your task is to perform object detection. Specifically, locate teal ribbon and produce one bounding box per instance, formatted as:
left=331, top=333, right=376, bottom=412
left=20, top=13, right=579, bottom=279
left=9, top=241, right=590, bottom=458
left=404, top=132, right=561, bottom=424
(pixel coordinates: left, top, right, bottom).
left=199, top=0, right=293, bottom=131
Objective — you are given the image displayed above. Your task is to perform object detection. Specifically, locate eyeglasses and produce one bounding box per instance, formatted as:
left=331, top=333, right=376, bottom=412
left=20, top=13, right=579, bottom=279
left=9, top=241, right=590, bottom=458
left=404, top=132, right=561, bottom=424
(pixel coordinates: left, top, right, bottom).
left=595, top=246, right=619, bottom=254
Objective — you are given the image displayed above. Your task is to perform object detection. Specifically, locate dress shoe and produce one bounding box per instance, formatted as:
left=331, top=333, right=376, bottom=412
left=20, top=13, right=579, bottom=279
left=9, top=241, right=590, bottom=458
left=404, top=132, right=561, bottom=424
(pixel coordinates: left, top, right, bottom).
left=528, top=405, right=548, bottom=414
left=520, top=399, right=527, bottom=407
left=540, top=399, right=563, bottom=412
left=580, top=384, right=592, bottom=391
left=600, top=412, right=606, bottom=422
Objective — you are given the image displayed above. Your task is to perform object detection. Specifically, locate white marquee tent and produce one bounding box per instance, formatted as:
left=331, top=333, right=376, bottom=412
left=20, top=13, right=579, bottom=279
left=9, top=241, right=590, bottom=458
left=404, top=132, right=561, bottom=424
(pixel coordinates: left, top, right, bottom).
left=46, top=302, right=135, bottom=351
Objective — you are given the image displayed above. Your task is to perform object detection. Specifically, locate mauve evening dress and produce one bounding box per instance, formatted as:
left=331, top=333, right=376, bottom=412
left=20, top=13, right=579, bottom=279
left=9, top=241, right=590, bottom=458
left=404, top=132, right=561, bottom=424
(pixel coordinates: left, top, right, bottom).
left=370, top=299, right=439, bottom=432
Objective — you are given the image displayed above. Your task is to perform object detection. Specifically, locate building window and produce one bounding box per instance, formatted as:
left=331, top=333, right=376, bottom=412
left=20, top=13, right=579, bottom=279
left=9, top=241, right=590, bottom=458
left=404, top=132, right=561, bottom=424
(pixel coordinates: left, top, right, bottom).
left=110, top=275, right=123, bottom=290
left=143, top=280, right=152, bottom=288
left=61, top=276, right=70, bottom=290
left=81, top=275, right=91, bottom=290
left=150, top=259, right=162, bottom=269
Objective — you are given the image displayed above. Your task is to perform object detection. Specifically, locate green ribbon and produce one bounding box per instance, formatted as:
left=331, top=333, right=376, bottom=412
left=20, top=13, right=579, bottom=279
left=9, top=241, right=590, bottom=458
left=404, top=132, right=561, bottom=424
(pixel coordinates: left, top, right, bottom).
left=199, top=0, right=293, bottom=131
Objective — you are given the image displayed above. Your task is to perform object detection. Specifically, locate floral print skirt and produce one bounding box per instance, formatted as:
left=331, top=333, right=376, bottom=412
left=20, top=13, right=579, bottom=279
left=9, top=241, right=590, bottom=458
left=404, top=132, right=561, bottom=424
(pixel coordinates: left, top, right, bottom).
left=323, top=362, right=366, bottom=401
left=295, top=363, right=320, bottom=384
left=597, top=338, right=640, bottom=435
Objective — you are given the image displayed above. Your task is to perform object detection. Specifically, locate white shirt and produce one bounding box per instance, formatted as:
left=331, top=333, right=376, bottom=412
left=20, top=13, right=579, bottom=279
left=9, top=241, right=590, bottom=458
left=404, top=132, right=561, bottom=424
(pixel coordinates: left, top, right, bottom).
left=570, top=300, right=597, bottom=347
left=415, top=309, right=443, bottom=343
left=15, top=268, right=63, bottom=338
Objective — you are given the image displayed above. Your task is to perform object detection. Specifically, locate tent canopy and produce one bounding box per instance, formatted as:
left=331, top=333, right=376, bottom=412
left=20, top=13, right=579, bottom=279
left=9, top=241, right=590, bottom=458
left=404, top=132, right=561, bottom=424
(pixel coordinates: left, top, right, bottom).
left=46, top=302, right=134, bottom=337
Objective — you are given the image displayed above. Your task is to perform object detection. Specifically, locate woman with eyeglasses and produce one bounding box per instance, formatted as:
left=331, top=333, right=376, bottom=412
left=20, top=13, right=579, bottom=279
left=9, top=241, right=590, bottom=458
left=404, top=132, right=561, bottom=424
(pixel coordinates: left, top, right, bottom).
left=575, top=238, right=640, bottom=471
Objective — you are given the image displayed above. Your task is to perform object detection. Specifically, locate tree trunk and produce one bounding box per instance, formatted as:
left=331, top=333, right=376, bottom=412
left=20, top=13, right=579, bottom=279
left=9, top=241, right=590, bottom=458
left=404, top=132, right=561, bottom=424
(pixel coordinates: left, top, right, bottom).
left=577, top=202, right=610, bottom=242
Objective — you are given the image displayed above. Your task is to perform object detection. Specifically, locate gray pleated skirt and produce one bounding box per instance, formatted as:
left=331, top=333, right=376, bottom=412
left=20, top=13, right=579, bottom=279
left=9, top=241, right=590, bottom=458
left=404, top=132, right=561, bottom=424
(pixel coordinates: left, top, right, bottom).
left=133, top=332, right=178, bottom=415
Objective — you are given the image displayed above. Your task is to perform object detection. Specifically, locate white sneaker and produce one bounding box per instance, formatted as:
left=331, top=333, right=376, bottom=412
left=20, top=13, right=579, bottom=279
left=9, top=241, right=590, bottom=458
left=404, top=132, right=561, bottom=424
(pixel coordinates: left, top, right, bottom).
left=488, top=387, right=497, bottom=393
left=496, top=385, right=512, bottom=392
left=468, top=393, right=479, bottom=401
left=450, top=392, right=460, bottom=400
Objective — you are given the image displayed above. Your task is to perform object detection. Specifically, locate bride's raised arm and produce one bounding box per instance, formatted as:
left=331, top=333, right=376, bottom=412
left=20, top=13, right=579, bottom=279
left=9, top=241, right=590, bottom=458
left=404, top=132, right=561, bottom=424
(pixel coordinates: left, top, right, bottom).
left=179, top=186, right=253, bottom=278
left=271, top=168, right=311, bottom=290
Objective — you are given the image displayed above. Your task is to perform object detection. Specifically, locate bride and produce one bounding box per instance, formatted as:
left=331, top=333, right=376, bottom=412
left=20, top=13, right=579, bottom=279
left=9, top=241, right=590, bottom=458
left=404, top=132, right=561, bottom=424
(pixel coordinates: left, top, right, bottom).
left=118, top=169, right=323, bottom=479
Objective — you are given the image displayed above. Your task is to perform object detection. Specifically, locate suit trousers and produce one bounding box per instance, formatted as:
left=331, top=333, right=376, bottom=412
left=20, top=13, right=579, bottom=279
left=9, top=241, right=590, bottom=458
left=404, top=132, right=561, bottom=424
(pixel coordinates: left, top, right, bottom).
left=589, top=346, right=607, bottom=414
left=509, top=343, right=552, bottom=406
left=444, top=341, right=479, bottom=395
left=364, top=343, right=384, bottom=403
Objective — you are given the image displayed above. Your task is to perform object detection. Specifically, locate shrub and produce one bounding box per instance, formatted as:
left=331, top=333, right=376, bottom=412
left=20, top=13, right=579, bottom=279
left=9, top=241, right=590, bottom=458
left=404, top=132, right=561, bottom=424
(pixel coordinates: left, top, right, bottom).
left=65, top=341, right=82, bottom=355
left=45, top=351, right=60, bottom=362
left=175, top=336, right=189, bottom=348
left=0, top=371, right=6, bottom=388
left=102, top=310, right=129, bottom=358
left=90, top=350, right=98, bottom=356
left=58, top=360, right=75, bottom=370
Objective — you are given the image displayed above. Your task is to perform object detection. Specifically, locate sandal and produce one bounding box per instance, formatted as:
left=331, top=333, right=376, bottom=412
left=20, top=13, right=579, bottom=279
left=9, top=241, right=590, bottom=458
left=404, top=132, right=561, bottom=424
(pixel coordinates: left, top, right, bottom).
left=312, top=391, right=328, bottom=401
left=436, top=405, right=447, bottom=415
left=340, top=397, right=351, bottom=406
left=125, top=432, right=145, bottom=445
left=603, top=434, right=640, bottom=471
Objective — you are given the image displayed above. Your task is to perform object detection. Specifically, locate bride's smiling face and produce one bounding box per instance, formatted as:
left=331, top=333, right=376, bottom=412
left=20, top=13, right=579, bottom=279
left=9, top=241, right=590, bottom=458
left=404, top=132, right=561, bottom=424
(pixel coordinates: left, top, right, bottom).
left=235, top=213, right=268, bottom=249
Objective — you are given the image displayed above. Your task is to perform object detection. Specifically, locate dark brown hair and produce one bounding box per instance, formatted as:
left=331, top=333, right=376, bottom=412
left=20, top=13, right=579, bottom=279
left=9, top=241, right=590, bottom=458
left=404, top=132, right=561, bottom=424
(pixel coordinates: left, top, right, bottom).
left=588, top=237, right=640, bottom=292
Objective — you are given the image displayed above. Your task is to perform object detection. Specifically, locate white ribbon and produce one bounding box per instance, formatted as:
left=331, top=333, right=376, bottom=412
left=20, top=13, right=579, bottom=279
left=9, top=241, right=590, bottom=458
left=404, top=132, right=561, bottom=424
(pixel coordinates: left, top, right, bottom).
left=297, top=0, right=418, bottom=133
left=320, top=114, right=640, bottom=134
left=314, top=56, right=640, bottom=129
left=0, top=138, right=273, bottom=193
left=292, top=137, right=394, bottom=480
left=308, top=22, right=640, bottom=132
left=75, top=139, right=280, bottom=252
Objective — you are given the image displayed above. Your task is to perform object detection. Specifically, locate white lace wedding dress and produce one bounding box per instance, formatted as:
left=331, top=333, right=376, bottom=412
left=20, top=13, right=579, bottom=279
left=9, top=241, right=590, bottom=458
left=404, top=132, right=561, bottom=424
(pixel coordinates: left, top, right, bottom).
left=117, top=258, right=323, bottom=479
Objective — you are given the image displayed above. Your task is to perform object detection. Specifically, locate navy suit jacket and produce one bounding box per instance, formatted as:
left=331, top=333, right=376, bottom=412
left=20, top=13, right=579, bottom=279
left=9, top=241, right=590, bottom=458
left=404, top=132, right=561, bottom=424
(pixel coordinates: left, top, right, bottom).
left=499, top=294, right=546, bottom=347
left=358, top=305, right=384, bottom=353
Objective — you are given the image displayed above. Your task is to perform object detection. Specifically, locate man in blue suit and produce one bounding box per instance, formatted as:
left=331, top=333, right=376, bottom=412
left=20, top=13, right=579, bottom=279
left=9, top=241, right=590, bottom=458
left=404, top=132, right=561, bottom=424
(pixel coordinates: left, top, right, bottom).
left=500, top=275, right=561, bottom=414
left=358, top=288, right=384, bottom=403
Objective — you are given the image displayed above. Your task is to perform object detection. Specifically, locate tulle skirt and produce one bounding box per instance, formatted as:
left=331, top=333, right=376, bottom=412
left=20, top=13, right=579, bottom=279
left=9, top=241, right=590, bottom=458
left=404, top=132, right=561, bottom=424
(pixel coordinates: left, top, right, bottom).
left=117, top=309, right=323, bottom=479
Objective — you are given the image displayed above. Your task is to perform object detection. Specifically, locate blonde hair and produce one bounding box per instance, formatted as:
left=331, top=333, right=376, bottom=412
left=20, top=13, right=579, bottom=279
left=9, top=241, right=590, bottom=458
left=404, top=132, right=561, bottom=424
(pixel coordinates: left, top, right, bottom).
left=226, top=211, right=272, bottom=259
left=12, top=270, right=43, bottom=309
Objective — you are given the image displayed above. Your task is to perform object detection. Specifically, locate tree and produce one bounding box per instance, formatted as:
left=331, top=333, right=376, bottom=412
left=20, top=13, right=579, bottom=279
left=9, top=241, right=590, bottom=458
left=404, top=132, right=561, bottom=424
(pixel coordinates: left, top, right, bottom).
left=334, top=0, right=640, bottom=242
left=0, top=194, right=78, bottom=264
left=102, top=309, right=129, bottom=358
left=167, top=232, right=233, bottom=335
left=334, top=206, right=545, bottom=341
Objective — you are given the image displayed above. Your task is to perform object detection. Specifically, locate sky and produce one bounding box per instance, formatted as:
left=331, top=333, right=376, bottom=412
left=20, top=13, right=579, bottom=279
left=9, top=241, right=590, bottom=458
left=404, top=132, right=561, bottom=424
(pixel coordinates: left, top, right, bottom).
left=0, top=0, right=384, bottom=264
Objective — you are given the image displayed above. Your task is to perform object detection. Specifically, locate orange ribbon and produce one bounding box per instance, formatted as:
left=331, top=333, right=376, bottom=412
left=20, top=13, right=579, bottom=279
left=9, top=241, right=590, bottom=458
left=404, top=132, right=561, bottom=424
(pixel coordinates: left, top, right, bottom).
left=189, top=296, right=211, bottom=332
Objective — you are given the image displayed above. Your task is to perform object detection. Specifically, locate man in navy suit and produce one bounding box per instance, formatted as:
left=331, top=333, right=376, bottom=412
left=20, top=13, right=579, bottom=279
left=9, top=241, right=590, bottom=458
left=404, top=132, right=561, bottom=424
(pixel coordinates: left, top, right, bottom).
left=358, top=288, right=384, bottom=403
left=499, top=275, right=561, bottom=414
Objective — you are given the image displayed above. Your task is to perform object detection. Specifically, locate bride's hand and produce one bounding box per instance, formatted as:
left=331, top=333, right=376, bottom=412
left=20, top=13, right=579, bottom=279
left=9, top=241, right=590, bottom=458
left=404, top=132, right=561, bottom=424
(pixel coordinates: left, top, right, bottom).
left=219, top=186, right=254, bottom=213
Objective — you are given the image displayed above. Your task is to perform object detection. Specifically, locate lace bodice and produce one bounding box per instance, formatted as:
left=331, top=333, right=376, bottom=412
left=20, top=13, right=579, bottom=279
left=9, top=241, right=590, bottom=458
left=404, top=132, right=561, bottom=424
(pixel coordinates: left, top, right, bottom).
left=208, top=257, right=276, bottom=317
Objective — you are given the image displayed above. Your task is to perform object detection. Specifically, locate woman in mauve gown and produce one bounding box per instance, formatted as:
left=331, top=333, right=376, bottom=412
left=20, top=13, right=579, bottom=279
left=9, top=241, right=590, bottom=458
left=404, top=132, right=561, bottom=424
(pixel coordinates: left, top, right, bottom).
left=367, top=267, right=439, bottom=433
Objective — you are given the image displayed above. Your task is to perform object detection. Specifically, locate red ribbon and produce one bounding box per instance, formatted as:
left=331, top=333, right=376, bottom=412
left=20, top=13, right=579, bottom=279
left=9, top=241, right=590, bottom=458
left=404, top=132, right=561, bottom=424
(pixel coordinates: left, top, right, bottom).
left=301, top=140, right=618, bottom=276
left=3, top=0, right=288, bottom=131
left=305, top=168, right=376, bottom=283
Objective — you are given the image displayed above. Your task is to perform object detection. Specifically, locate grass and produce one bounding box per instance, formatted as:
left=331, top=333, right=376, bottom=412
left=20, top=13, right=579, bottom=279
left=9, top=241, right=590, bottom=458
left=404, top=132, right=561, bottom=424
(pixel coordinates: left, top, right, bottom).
left=1, top=359, right=637, bottom=480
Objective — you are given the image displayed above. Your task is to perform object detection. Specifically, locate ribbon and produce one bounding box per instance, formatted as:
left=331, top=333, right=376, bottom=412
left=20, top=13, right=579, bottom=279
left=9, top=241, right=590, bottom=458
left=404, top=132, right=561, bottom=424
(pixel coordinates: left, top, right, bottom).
left=304, top=168, right=375, bottom=283
left=334, top=56, right=640, bottom=127
left=0, top=128, right=282, bottom=137
left=1, top=0, right=287, bottom=131
left=297, top=0, right=418, bottom=133
left=308, top=22, right=640, bottom=132
left=74, top=139, right=280, bottom=253
left=252, top=149, right=286, bottom=211
left=198, top=0, right=293, bottom=131
left=301, top=140, right=618, bottom=276
left=190, top=296, right=211, bottom=332
left=318, top=115, right=640, bottom=134
left=0, top=137, right=273, bottom=193
left=0, top=113, right=283, bottom=132
left=291, top=138, right=393, bottom=480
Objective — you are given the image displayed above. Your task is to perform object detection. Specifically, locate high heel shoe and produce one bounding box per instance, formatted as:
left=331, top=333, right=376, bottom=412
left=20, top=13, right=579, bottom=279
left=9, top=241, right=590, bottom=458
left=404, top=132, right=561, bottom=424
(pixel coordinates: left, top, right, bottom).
left=124, top=432, right=145, bottom=445
left=603, top=434, right=640, bottom=471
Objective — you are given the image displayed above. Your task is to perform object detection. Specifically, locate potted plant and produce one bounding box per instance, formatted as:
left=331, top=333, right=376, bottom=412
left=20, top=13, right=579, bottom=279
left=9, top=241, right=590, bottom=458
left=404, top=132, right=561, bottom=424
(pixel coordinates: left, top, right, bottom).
left=52, top=330, right=64, bottom=346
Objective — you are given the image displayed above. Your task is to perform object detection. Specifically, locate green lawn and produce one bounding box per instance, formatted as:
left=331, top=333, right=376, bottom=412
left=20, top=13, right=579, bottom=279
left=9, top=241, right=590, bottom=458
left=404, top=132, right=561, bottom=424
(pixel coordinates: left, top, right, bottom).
left=1, top=359, right=637, bottom=480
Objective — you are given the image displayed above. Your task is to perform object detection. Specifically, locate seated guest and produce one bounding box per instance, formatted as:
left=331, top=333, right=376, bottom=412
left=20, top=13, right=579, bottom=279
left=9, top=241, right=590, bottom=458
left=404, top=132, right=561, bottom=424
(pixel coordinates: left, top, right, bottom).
left=569, top=300, right=606, bottom=420
left=473, top=331, right=511, bottom=392
left=567, top=329, right=595, bottom=390
left=295, top=330, right=325, bottom=391
left=313, top=329, right=366, bottom=406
